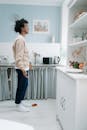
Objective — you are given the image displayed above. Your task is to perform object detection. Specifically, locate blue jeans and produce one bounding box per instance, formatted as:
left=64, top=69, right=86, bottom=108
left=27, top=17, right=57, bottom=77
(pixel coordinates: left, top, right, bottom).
left=15, top=69, right=29, bottom=104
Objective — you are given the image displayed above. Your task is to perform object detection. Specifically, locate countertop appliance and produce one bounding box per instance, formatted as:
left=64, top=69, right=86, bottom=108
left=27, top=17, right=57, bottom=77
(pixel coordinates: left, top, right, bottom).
left=43, top=57, right=53, bottom=64
left=54, top=56, right=60, bottom=64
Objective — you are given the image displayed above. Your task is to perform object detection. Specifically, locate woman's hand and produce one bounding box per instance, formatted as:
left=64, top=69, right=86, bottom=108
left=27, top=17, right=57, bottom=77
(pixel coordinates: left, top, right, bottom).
left=21, top=69, right=28, bottom=78
left=29, top=63, right=32, bottom=70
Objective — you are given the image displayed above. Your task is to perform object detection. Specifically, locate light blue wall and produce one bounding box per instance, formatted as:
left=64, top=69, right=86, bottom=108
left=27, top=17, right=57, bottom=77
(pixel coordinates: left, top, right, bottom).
left=0, top=4, right=61, bottom=43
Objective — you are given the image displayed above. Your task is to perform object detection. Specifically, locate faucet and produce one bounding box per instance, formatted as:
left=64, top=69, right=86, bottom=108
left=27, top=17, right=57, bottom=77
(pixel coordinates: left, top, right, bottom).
left=32, top=51, right=40, bottom=64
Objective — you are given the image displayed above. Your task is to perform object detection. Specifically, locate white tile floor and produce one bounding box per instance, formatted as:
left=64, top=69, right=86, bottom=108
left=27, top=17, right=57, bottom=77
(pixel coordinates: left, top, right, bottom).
left=0, top=99, right=57, bottom=130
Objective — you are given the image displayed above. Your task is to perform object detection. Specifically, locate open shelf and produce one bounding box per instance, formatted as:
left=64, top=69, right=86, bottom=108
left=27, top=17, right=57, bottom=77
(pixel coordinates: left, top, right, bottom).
left=68, top=0, right=77, bottom=9
left=69, top=13, right=87, bottom=29
left=68, top=40, right=87, bottom=47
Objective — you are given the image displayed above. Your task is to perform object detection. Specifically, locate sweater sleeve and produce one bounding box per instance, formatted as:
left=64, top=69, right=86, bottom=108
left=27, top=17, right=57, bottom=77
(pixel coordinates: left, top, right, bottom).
left=15, top=39, right=25, bottom=70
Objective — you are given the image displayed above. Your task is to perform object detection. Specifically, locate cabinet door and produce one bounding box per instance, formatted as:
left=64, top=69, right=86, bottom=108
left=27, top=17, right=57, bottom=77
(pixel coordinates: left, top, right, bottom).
left=56, top=70, right=65, bottom=130
left=56, top=70, right=76, bottom=130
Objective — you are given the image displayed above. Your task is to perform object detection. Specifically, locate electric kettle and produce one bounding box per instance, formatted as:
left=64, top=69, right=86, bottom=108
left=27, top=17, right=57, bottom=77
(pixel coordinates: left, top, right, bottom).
left=54, top=56, right=60, bottom=64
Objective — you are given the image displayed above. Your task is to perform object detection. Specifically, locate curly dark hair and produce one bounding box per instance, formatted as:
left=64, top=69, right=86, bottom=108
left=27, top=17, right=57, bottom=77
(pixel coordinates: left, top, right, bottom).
left=14, top=18, right=28, bottom=33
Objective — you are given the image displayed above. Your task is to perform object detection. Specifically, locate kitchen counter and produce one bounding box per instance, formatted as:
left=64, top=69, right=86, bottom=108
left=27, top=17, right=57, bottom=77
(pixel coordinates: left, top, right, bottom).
left=0, top=63, right=15, bottom=68
left=0, top=63, right=60, bottom=68
left=56, top=66, right=87, bottom=80
left=32, top=64, right=60, bottom=67
left=56, top=66, right=87, bottom=130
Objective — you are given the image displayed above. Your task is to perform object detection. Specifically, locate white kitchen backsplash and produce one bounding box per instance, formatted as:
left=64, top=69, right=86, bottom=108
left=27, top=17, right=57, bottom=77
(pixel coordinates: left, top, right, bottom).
left=0, top=43, right=60, bottom=63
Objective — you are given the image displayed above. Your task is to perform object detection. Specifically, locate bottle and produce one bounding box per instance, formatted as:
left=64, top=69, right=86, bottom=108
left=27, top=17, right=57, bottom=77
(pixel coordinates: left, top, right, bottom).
left=52, top=36, right=55, bottom=43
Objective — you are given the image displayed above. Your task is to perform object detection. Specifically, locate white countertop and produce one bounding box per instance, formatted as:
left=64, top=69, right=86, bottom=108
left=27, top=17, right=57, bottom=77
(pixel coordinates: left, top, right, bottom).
left=0, top=63, right=60, bottom=68
left=56, top=66, right=87, bottom=80
left=32, top=64, right=60, bottom=67
left=0, top=63, right=15, bottom=67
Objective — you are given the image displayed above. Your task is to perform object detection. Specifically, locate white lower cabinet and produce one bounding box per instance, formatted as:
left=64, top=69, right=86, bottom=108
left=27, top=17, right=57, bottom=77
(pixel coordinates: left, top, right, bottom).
left=56, top=69, right=87, bottom=130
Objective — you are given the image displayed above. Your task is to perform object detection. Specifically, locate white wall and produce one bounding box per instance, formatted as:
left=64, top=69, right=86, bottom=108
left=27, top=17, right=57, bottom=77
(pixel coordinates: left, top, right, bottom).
left=0, top=43, right=60, bottom=63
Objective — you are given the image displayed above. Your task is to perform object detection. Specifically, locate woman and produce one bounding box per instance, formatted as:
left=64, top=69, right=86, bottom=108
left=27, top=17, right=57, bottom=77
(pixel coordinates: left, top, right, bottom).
left=13, top=18, right=32, bottom=112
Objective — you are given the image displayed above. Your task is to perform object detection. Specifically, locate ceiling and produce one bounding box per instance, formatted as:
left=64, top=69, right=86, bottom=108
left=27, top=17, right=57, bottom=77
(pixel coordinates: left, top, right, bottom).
left=0, top=0, right=64, bottom=6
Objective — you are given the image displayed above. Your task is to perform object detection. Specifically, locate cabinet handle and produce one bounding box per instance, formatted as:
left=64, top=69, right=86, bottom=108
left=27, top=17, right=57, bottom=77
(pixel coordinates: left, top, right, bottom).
left=60, top=97, right=66, bottom=111
left=56, top=115, right=64, bottom=130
